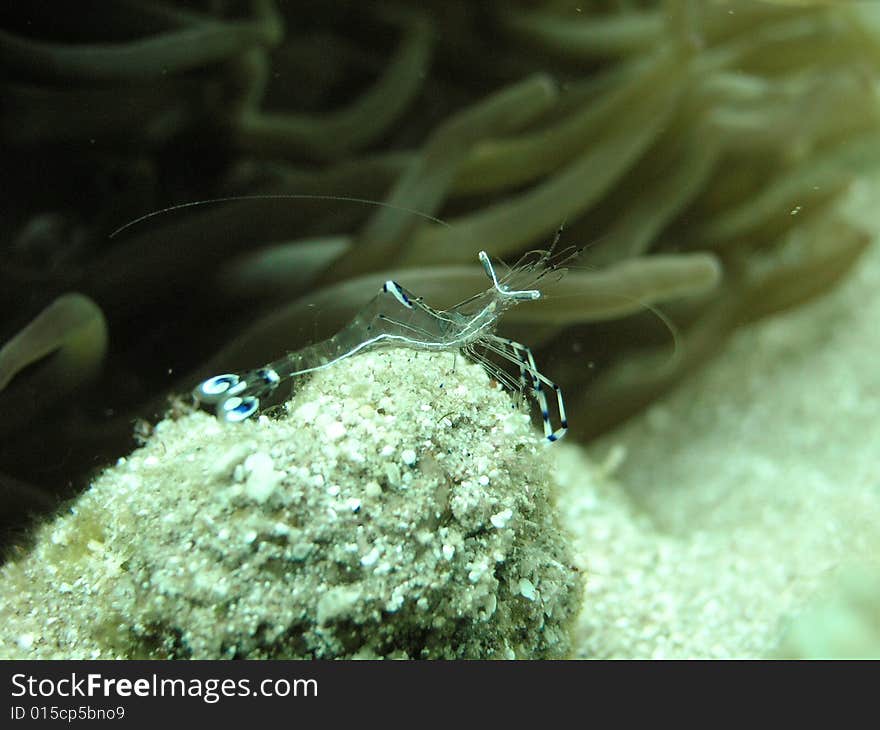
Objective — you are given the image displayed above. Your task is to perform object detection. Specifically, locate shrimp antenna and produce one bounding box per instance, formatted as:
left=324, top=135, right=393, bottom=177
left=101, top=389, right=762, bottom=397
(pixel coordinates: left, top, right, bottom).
left=478, top=251, right=541, bottom=301
left=109, top=194, right=452, bottom=239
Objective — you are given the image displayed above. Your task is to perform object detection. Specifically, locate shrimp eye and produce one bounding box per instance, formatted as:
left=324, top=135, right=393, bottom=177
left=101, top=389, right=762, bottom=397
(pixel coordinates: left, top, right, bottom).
left=195, top=373, right=240, bottom=403
left=219, top=396, right=259, bottom=422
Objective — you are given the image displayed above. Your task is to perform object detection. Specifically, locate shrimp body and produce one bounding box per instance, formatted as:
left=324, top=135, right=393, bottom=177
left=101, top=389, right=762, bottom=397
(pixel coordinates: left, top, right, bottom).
left=195, top=246, right=571, bottom=441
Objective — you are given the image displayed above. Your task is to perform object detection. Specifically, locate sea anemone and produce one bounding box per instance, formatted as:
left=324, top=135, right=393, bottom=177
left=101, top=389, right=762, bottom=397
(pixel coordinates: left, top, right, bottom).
left=0, top=0, right=876, bottom=536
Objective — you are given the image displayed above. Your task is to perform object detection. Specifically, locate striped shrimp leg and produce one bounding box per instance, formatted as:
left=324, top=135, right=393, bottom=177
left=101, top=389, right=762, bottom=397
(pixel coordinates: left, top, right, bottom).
left=470, top=334, right=568, bottom=442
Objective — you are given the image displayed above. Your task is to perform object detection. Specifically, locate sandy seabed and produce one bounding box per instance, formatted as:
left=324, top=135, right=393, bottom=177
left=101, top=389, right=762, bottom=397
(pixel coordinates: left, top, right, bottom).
left=556, top=187, right=880, bottom=658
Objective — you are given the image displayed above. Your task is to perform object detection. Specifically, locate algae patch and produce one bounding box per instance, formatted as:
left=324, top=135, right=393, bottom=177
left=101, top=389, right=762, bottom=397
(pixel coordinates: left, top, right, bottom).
left=0, top=349, right=582, bottom=659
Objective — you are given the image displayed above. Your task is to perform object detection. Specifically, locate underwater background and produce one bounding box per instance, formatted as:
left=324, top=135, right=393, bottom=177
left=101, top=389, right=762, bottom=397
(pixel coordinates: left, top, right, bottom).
left=1, top=0, right=879, bottom=656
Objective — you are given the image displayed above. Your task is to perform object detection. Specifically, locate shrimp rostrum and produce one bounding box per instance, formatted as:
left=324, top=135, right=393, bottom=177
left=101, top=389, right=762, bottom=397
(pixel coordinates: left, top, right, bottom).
left=194, top=244, right=575, bottom=442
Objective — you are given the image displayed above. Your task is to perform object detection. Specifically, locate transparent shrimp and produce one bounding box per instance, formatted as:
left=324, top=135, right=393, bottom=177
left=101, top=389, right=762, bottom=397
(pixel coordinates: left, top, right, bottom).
left=195, top=241, right=576, bottom=442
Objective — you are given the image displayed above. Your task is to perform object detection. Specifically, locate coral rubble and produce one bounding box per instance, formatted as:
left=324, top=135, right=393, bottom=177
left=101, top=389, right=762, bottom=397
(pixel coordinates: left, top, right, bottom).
left=0, top=350, right=582, bottom=659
